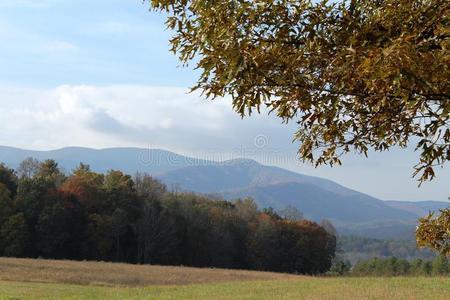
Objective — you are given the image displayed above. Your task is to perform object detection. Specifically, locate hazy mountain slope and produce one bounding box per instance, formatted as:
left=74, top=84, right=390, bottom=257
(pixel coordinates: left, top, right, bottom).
left=0, top=146, right=213, bottom=174
left=385, top=200, right=449, bottom=217
left=335, top=220, right=418, bottom=240
left=159, top=159, right=363, bottom=197
left=219, top=182, right=417, bottom=223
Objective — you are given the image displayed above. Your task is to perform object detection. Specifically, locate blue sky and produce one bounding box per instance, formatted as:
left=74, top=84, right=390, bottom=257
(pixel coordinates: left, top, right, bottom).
left=0, top=0, right=449, bottom=201
left=0, top=0, right=195, bottom=86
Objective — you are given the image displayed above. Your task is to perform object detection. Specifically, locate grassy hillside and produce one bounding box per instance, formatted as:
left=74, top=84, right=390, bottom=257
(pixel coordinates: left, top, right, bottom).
left=0, top=258, right=449, bottom=299
left=0, top=258, right=297, bottom=286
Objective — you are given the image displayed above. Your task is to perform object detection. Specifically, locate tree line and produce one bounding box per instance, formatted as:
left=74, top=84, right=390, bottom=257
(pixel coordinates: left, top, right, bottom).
left=337, top=235, right=436, bottom=265
left=0, top=159, right=336, bottom=274
left=330, top=256, right=449, bottom=277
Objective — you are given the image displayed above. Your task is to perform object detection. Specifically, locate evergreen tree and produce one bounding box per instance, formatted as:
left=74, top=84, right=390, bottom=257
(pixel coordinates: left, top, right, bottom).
left=1, top=213, right=30, bottom=257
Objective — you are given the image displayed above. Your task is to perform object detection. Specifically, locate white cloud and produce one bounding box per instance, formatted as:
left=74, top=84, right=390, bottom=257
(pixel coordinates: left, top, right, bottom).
left=0, top=84, right=288, bottom=152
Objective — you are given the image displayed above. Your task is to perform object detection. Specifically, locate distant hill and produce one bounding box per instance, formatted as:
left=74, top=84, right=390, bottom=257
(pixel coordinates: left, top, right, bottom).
left=220, top=182, right=416, bottom=223
left=385, top=200, right=449, bottom=217
left=159, top=159, right=360, bottom=196
left=1, top=146, right=447, bottom=240
left=0, top=145, right=213, bottom=175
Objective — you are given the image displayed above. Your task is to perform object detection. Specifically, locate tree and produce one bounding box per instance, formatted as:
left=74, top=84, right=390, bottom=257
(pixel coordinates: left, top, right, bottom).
left=0, top=213, right=30, bottom=257
left=85, top=213, right=113, bottom=260
left=104, top=170, right=140, bottom=262
left=149, top=0, right=449, bottom=182
left=0, top=184, right=14, bottom=226
left=329, top=260, right=351, bottom=276
left=17, top=157, right=40, bottom=179
left=431, top=255, right=449, bottom=275
left=416, top=208, right=450, bottom=256
left=134, top=173, right=167, bottom=200
left=295, top=220, right=336, bottom=274
left=61, top=164, right=104, bottom=211
left=0, top=163, right=18, bottom=197
left=421, top=260, right=433, bottom=275
left=110, top=208, right=130, bottom=261
left=136, top=198, right=176, bottom=264
left=0, top=184, right=15, bottom=254
left=134, top=176, right=177, bottom=265
left=36, top=160, right=66, bottom=187
left=35, top=191, right=85, bottom=259
left=280, top=205, right=303, bottom=221
left=410, top=259, right=426, bottom=276
left=234, top=198, right=258, bottom=222
left=16, top=176, right=55, bottom=229
left=247, top=214, right=279, bottom=271
left=262, top=207, right=281, bottom=220
left=103, top=170, right=137, bottom=213
left=248, top=216, right=335, bottom=274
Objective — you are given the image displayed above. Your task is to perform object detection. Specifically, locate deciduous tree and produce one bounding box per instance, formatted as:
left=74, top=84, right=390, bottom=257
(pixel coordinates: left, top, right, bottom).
left=149, top=0, right=449, bottom=182
left=416, top=208, right=450, bottom=256
left=0, top=213, right=30, bottom=257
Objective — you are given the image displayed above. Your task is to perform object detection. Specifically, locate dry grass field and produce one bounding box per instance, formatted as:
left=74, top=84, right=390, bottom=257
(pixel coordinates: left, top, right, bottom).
left=0, top=258, right=449, bottom=300
left=0, top=257, right=299, bottom=286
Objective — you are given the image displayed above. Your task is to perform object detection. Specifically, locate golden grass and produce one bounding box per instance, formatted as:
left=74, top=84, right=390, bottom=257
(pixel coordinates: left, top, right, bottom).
left=0, top=257, right=300, bottom=286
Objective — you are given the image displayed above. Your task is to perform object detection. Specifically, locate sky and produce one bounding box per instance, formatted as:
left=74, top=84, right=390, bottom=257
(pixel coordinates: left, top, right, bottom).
left=0, top=0, right=448, bottom=201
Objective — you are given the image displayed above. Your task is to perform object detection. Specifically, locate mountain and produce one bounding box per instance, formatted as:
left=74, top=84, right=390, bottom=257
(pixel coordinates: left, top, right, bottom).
left=158, top=161, right=417, bottom=223
left=160, top=159, right=264, bottom=192
left=385, top=200, right=449, bottom=217
left=159, top=158, right=359, bottom=196
left=0, top=146, right=213, bottom=175
left=1, top=146, right=447, bottom=239
left=221, top=183, right=416, bottom=223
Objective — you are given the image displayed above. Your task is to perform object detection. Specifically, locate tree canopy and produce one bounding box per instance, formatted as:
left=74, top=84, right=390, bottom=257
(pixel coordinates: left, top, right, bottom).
left=148, top=0, right=449, bottom=182
left=416, top=207, right=450, bottom=256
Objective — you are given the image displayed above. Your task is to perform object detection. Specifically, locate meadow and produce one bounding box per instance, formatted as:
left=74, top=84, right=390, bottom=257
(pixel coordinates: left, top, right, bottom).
left=0, top=258, right=449, bottom=300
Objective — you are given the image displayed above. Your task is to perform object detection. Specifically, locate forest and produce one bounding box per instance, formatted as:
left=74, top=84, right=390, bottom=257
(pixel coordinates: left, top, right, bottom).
left=0, top=159, right=336, bottom=274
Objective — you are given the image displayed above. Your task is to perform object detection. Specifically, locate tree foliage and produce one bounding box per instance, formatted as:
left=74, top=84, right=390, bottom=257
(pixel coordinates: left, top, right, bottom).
left=148, top=0, right=449, bottom=182
left=416, top=208, right=450, bottom=256
left=0, top=213, right=29, bottom=257
left=350, top=256, right=449, bottom=276
left=0, top=163, right=18, bottom=197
